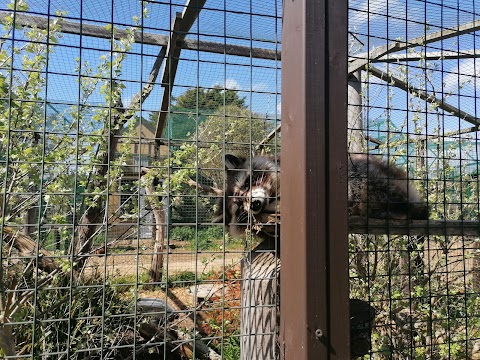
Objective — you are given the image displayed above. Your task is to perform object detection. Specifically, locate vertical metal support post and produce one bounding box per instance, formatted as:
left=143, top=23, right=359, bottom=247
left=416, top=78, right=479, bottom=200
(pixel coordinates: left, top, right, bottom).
left=281, top=0, right=349, bottom=359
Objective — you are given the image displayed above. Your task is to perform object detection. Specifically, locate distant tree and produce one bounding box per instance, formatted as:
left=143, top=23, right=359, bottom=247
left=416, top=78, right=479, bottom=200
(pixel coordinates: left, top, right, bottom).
left=153, top=104, right=276, bottom=223
left=151, top=86, right=248, bottom=139
left=175, top=86, right=246, bottom=110
left=194, top=105, right=273, bottom=183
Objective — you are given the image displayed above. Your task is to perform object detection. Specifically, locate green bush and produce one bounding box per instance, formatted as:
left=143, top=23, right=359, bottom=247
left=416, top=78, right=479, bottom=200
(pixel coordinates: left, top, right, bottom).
left=166, top=271, right=197, bottom=287
left=169, top=226, right=195, bottom=241
left=170, top=226, right=227, bottom=250
left=198, top=226, right=224, bottom=241
left=194, top=226, right=225, bottom=251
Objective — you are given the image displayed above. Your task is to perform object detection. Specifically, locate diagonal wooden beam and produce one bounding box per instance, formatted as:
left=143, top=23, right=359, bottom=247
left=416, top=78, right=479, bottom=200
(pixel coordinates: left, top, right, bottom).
left=255, top=123, right=281, bottom=151
left=349, top=19, right=480, bottom=74
left=372, top=49, right=480, bottom=63
left=367, top=65, right=480, bottom=127
left=155, top=0, right=207, bottom=138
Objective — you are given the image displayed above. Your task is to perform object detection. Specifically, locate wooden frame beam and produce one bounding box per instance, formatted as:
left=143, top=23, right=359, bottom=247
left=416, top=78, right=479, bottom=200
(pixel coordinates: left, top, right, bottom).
left=372, top=49, right=480, bottom=63
left=349, top=19, right=480, bottom=74
left=255, top=123, right=281, bottom=151
left=366, top=124, right=480, bottom=150
left=349, top=217, right=480, bottom=237
left=0, top=10, right=280, bottom=60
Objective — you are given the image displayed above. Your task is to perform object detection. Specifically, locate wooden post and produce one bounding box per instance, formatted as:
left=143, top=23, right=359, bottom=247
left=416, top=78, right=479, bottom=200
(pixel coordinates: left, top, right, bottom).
left=348, top=71, right=365, bottom=153
left=240, top=239, right=280, bottom=360
left=281, top=0, right=349, bottom=359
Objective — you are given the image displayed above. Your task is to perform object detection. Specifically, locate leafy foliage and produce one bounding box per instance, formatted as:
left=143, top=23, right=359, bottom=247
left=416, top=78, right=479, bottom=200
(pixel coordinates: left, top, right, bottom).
left=350, top=61, right=480, bottom=359
left=0, top=1, right=165, bottom=356
left=169, top=104, right=274, bottom=186
left=13, top=277, right=136, bottom=358
left=169, top=225, right=196, bottom=241
left=175, top=86, right=246, bottom=111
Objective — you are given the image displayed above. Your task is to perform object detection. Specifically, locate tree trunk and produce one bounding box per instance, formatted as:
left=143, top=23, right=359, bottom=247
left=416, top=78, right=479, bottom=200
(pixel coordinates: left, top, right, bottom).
left=240, top=238, right=280, bottom=360
left=149, top=199, right=165, bottom=283
left=141, top=171, right=166, bottom=284
left=74, top=46, right=166, bottom=267
left=0, top=322, right=16, bottom=359
left=348, top=70, right=364, bottom=153
left=75, top=132, right=120, bottom=267
left=21, top=204, right=37, bottom=238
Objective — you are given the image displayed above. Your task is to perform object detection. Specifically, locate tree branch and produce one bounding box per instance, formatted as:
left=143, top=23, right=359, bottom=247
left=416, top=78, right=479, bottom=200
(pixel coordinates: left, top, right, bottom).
left=3, top=226, right=59, bottom=273
left=187, top=179, right=223, bottom=196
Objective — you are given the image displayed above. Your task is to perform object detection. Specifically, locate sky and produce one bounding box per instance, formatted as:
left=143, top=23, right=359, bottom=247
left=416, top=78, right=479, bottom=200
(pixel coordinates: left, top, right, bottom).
left=349, top=0, right=480, bottom=165
left=2, top=0, right=480, bottom=166
left=1, top=0, right=282, bottom=130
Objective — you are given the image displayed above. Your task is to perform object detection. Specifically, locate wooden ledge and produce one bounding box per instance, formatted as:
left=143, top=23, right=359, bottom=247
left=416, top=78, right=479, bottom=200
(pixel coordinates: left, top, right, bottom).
left=348, top=217, right=480, bottom=236
left=262, top=214, right=480, bottom=237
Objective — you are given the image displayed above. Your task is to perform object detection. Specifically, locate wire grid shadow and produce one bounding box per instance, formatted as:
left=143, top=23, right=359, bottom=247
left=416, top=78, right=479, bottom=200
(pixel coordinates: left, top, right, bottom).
left=0, top=0, right=281, bottom=359
left=349, top=0, right=480, bottom=359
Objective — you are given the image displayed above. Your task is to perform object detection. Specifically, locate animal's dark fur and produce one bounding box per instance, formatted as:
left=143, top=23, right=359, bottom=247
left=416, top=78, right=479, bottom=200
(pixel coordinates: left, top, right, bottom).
left=348, top=154, right=429, bottom=220
left=214, top=153, right=428, bottom=239
left=213, top=154, right=280, bottom=239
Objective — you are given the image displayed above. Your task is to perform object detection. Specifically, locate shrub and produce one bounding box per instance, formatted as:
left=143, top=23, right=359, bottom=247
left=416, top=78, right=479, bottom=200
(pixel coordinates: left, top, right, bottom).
left=169, top=226, right=195, bottom=241
left=193, top=226, right=225, bottom=251
left=166, top=271, right=197, bottom=287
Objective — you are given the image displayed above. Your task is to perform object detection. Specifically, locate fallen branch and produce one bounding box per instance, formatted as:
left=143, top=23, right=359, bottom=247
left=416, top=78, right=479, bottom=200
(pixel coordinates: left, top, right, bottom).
left=3, top=226, right=59, bottom=273
left=174, top=328, right=222, bottom=360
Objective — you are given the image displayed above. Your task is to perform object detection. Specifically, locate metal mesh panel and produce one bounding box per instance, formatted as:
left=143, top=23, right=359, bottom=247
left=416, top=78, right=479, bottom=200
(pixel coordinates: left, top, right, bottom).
left=0, top=0, right=281, bottom=358
left=349, top=0, right=480, bottom=358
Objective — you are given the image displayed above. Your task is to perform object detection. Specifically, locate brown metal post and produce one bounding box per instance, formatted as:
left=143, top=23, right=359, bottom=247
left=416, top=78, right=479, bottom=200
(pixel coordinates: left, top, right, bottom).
left=281, top=0, right=349, bottom=359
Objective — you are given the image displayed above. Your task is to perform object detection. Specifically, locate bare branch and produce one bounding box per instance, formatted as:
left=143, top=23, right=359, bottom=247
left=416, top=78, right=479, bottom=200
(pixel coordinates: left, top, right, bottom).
left=187, top=179, right=223, bottom=196
left=367, top=65, right=480, bottom=127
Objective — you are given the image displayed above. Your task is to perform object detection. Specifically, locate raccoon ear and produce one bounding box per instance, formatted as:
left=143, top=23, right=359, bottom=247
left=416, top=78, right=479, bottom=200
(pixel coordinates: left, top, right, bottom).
left=224, top=154, right=244, bottom=169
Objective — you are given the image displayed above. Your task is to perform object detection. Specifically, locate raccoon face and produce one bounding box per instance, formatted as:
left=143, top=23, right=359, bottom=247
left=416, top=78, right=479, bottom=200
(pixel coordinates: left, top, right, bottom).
left=215, top=154, right=280, bottom=239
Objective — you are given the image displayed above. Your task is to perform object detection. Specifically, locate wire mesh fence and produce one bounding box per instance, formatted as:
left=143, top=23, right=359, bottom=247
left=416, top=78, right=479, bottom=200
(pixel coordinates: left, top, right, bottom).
left=0, top=0, right=281, bottom=358
left=349, top=0, right=480, bottom=358
left=3, top=0, right=480, bottom=359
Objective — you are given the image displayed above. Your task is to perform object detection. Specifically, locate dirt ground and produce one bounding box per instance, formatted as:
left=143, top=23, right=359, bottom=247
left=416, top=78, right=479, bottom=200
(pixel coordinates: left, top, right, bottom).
left=84, top=245, right=244, bottom=278
left=81, top=240, right=244, bottom=342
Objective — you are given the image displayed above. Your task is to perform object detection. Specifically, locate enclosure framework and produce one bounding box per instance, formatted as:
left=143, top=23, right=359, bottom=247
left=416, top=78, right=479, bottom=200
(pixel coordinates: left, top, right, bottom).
left=4, top=1, right=480, bottom=359
left=7, top=8, right=480, bottom=153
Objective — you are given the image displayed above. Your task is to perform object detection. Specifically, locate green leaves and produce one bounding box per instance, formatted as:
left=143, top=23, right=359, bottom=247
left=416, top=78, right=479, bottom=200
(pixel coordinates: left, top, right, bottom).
left=6, top=0, right=28, bottom=11
left=176, top=86, right=247, bottom=111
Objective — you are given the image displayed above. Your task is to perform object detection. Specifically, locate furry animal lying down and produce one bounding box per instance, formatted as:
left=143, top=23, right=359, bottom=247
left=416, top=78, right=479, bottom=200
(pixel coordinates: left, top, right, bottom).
left=214, top=154, right=429, bottom=239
